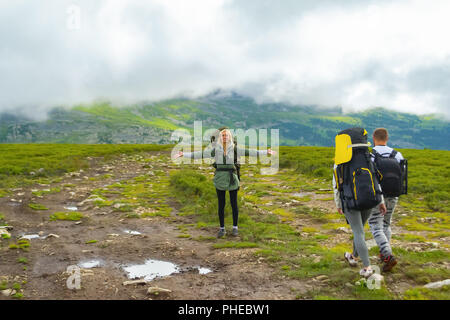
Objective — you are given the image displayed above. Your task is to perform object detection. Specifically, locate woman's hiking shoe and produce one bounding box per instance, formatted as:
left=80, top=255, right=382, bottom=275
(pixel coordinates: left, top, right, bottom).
left=217, top=229, right=226, bottom=238
left=382, top=255, right=397, bottom=272
left=344, top=252, right=358, bottom=267
left=232, top=228, right=239, bottom=236
left=359, top=266, right=375, bottom=278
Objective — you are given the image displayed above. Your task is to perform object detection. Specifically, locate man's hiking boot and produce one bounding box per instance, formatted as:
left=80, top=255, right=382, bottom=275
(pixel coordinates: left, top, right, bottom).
left=217, top=229, right=226, bottom=238
left=232, top=228, right=238, bottom=237
left=382, top=255, right=397, bottom=272
left=344, top=252, right=358, bottom=267
left=379, top=253, right=384, bottom=263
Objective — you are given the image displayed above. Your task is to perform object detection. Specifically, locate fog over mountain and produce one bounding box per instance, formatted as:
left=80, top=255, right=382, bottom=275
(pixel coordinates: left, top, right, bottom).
left=1, top=0, right=450, bottom=119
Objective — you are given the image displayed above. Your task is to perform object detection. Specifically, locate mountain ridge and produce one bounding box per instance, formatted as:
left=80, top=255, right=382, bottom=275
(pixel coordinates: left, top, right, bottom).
left=0, top=94, right=448, bottom=149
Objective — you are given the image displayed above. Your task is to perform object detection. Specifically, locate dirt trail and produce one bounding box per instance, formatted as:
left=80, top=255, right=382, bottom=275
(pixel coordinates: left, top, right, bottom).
left=0, top=151, right=314, bottom=300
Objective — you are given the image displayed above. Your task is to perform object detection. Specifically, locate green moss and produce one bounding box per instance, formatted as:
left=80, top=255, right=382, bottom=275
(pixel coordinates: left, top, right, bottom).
left=28, top=203, right=49, bottom=210
left=32, top=187, right=61, bottom=197
left=12, top=292, right=24, bottom=299
left=124, top=213, right=140, bottom=219
left=0, top=281, right=8, bottom=290
left=196, top=222, right=208, bottom=229
left=9, top=239, right=30, bottom=251
left=12, top=283, right=21, bottom=290
left=302, top=227, right=319, bottom=233
left=17, top=257, right=28, bottom=264
left=403, top=286, right=450, bottom=300
left=50, top=211, right=83, bottom=221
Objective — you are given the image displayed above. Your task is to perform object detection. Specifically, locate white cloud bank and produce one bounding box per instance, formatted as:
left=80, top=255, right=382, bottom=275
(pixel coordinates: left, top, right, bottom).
left=0, top=0, right=449, bottom=118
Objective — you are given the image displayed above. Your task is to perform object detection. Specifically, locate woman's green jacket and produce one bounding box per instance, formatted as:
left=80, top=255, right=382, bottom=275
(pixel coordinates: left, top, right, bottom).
left=183, top=143, right=268, bottom=191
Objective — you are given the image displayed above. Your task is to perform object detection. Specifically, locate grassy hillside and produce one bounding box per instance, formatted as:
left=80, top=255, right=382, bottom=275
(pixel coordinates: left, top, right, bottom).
left=0, top=94, right=448, bottom=149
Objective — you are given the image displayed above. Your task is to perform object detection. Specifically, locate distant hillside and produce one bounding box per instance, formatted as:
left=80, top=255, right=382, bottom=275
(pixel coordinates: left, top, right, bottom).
left=1, top=93, right=449, bottom=149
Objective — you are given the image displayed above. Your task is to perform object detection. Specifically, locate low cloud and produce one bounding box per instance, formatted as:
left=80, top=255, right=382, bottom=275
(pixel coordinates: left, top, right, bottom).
left=0, top=0, right=449, bottom=119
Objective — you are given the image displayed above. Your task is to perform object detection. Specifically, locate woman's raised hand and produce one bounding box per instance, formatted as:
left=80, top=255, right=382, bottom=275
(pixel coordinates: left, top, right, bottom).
left=267, top=148, right=276, bottom=155
left=174, top=151, right=183, bottom=159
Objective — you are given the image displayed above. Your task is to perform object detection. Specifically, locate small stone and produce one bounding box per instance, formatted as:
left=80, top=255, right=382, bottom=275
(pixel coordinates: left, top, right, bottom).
left=46, top=234, right=60, bottom=238
left=1, top=289, right=12, bottom=297
left=315, top=275, right=328, bottom=281
left=428, top=242, right=439, bottom=248
left=75, top=221, right=82, bottom=225
left=345, top=282, right=353, bottom=288
left=123, top=280, right=148, bottom=286
left=147, top=286, right=172, bottom=295
left=337, top=227, right=351, bottom=234
left=424, top=279, right=450, bottom=289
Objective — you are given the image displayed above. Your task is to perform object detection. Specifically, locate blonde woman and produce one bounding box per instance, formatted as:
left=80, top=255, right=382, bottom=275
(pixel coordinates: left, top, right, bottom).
left=175, top=128, right=276, bottom=238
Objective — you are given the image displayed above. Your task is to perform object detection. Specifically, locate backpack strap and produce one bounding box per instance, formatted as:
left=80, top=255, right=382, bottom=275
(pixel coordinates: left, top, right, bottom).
left=389, top=150, right=398, bottom=159
left=371, top=149, right=381, bottom=160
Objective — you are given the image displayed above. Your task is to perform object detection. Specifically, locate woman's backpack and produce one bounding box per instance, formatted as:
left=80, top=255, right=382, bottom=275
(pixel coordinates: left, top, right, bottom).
left=371, top=149, right=408, bottom=197
left=334, top=128, right=382, bottom=210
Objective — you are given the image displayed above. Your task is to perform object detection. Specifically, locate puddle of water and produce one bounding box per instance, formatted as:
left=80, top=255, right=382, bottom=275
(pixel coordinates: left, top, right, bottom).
left=64, top=206, right=78, bottom=211
left=78, top=259, right=103, bottom=269
left=7, top=202, right=21, bottom=207
left=123, top=230, right=141, bottom=235
left=197, top=267, right=212, bottom=275
left=122, top=259, right=180, bottom=281
left=20, top=234, right=41, bottom=240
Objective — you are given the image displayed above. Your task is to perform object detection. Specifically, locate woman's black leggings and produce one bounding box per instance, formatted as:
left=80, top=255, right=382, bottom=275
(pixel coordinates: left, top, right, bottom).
left=216, top=188, right=239, bottom=228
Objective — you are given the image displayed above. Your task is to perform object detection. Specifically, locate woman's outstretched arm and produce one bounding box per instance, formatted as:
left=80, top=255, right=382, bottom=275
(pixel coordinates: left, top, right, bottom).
left=236, top=147, right=276, bottom=157
left=174, top=146, right=215, bottom=159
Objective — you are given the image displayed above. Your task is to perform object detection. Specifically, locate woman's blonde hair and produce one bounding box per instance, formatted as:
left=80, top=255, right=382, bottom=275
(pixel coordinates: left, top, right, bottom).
left=218, top=129, right=234, bottom=151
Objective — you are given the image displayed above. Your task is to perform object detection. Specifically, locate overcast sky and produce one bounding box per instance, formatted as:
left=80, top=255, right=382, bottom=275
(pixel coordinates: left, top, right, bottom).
left=1, top=0, right=450, bottom=119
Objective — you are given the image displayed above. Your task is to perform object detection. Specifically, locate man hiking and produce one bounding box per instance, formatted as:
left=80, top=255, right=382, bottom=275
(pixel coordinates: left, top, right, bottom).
left=368, top=128, right=406, bottom=272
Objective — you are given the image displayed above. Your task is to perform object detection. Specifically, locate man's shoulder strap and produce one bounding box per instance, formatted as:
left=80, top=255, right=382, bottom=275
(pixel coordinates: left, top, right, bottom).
left=389, top=150, right=398, bottom=158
